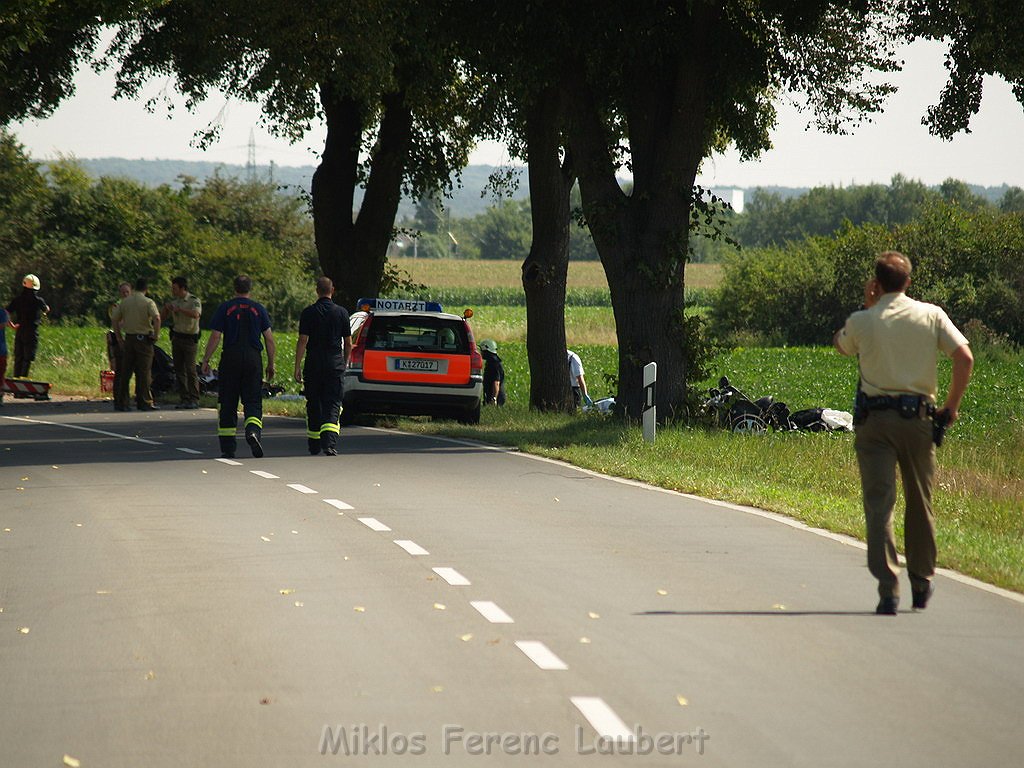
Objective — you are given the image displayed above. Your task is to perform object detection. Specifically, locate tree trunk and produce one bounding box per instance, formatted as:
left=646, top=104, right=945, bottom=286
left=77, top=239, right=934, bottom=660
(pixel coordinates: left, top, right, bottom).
left=312, top=83, right=413, bottom=311
left=522, top=87, right=576, bottom=411
left=564, top=11, right=714, bottom=420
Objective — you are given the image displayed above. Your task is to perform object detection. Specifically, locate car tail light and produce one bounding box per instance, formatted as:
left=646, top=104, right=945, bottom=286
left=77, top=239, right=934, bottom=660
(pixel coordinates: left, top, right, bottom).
left=349, top=315, right=371, bottom=372
left=465, top=323, right=483, bottom=375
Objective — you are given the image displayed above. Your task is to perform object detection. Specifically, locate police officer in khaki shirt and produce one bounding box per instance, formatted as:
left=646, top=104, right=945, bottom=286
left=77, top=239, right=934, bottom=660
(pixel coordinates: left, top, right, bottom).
left=111, top=277, right=161, bottom=411
left=834, top=251, right=973, bottom=615
left=162, top=276, right=202, bottom=408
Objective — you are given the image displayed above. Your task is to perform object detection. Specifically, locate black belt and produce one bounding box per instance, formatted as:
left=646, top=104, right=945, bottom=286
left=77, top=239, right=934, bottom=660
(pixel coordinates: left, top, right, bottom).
left=172, top=330, right=201, bottom=341
left=132, top=334, right=154, bottom=341
left=861, top=394, right=934, bottom=419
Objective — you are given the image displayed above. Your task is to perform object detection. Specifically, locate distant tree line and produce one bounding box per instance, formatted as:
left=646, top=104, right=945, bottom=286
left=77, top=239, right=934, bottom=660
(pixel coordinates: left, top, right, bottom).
left=393, top=175, right=1024, bottom=263
left=1, top=130, right=318, bottom=327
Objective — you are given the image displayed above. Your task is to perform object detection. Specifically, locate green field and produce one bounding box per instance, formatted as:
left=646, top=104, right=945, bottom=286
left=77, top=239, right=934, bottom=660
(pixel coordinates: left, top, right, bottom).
left=390, top=257, right=722, bottom=292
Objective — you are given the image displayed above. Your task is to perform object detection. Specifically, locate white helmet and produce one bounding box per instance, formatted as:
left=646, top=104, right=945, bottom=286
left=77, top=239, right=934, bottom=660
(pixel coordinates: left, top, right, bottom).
left=23, top=274, right=41, bottom=290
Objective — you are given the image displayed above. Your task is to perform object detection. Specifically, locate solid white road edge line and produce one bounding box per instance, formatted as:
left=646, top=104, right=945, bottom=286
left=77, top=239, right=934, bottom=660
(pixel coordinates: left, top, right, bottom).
left=358, top=517, right=391, bottom=532
left=394, top=539, right=429, bottom=556
left=433, top=567, right=471, bottom=586
left=250, top=470, right=279, bottom=479
left=1, top=415, right=161, bottom=445
left=470, top=601, right=514, bottom=624
left=324, top=499, right=354, bottom=510
left=515, top=641, right=568, bottom=671
left=570, top=697, right=634, bottom=742
left=368, top=427, right=1024, bottom=606
left=287, top=483, right=317, bottom=494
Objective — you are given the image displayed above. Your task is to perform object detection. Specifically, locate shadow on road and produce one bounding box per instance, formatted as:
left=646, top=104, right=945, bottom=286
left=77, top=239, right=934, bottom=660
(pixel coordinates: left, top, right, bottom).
left=636, top=609, right=880, bottom=617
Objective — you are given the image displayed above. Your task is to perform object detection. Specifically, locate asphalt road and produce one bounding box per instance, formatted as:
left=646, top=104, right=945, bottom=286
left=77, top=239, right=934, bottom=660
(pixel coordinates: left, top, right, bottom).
left=2, top=401, right=1023, bottom=767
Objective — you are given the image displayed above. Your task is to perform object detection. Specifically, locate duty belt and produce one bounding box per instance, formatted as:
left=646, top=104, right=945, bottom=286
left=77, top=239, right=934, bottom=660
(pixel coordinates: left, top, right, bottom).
left=859, top=393, right=934, bottom=419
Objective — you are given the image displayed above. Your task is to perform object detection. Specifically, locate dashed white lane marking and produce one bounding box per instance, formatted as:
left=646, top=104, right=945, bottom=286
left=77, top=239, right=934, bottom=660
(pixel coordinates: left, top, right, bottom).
left=216, top=458, right=242, bottom=466
left=176, top=447, right=202, bottom=455
left=571, top=697, right=634, bottom=742
left=250, top=470, right=279, bottom=479
left=433, top=567, right=471, bottom=586
left=470, top=601, right=514, bottom=624
left=394, top=539, right=429, bottom=556
left=287, top=483, right=317, bottom=494
left=359, top=517, right=391, bottom=532
left=324, top=499, right=354, bottom=510
left=515, top=641, right=568, bottom=671
left=0, top=416, right=162, bottom=445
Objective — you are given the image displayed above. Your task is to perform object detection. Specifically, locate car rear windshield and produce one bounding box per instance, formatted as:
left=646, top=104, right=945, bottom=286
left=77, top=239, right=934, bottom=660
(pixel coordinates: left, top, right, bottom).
left=365, top=315, right=469, bottom=354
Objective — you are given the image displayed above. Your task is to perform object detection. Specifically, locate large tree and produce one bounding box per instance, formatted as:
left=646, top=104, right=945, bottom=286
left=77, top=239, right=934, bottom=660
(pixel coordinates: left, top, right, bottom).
left=462, top=3, right=580, bottom=411
left=106, top=0, right=481, bottom=310
left=554, top=1, right=902, bottom=418
left=0, top=0, right=116, bottom=124
left=904, top=0, right=1024, bottom=138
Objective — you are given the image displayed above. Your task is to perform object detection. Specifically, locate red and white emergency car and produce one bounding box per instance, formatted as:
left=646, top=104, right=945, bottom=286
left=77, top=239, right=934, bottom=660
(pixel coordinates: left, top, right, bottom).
left=342, top=298, right=483, bottom=425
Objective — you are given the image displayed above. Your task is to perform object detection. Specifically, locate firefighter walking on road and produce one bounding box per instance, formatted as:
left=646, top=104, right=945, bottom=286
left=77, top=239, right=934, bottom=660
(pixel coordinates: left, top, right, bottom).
left=201, top=275, right=276, bottom=459
left=294, top=276, right=351, bottom=456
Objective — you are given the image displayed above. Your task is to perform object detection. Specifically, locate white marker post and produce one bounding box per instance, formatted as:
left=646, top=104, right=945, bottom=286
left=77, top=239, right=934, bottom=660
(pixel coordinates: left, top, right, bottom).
left=642, top=362, right=657, bottom=443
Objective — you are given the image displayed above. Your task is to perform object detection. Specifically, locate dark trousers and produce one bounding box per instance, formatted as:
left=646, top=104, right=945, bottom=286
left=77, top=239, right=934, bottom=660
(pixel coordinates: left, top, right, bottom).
left=13, top=332, right=38, bottom=378
left=171, top=334, right=200, bottom=403
left=304, top=355, right=344, bottom=452
left=854, top=409, right=937, bottom=599
left=217, top=346, right=263, bottom=455
left=117, top=335, right=155, bottom=409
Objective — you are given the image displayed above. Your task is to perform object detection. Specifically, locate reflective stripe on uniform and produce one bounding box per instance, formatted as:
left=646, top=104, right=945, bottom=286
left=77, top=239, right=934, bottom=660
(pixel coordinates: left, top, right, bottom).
left=306, top=430, right=320, bottom=439
left=319, top=423, right=340, bottom=435
left=244, top=417, right=263, bottom=429
left=217, top=427, right=235, bottom=436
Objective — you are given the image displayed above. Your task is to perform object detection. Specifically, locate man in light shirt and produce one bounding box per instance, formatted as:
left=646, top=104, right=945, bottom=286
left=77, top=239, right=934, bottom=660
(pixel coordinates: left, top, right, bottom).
left=834, top=251, right=973, bottom=615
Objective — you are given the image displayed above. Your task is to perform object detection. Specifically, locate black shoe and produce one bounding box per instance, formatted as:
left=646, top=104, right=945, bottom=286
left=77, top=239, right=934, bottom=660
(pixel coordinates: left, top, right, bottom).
left=309, top=447, right=321, bottom=455
left=114, top=404, right=128, bottom=411
left=912, top=584, right=934, bottom=610
left=246, top=431, right=264, bottom=458
left=875, top=596, right=899, bottom=615
left=139, top=403, right=160, bottom=411
left=220, top=452, right=235, bottom=459
left=323, top=447, right=338, bottom=456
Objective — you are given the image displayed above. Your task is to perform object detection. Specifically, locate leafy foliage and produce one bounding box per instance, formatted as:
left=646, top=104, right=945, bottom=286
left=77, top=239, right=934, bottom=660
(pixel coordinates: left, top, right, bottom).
left=711, top=200, right=1024, bottom=345
left=1, top=138, right=318, bottom=326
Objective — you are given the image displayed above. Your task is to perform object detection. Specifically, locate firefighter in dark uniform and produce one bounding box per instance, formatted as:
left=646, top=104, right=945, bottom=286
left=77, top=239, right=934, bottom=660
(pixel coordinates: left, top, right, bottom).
left=294, top=276, right=351, bottom=456
left=201, top=275, right=276, bottom=459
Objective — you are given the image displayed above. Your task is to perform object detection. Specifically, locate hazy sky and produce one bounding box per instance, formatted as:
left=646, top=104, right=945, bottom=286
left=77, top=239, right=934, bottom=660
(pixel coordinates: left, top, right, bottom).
left=11, top=39, right=1024, bottom=189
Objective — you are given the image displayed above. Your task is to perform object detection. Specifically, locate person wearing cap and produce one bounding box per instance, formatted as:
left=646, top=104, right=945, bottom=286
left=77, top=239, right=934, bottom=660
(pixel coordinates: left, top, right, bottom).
left=5, top=274, right=49, bottom=378
left=479, top=339, right=505, bottom=406
left=294, top=276, right=351, bottom=456
left=111, top=277, right=162, bottom=411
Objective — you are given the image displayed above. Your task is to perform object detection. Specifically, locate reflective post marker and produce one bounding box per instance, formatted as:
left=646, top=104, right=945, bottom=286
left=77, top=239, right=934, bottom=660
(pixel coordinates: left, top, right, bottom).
left=642, top=362, right=657, bottom=443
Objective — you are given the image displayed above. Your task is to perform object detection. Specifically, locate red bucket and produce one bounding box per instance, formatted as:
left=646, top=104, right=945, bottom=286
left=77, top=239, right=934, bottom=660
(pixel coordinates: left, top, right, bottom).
left=100, top=370, right=115, bottom=393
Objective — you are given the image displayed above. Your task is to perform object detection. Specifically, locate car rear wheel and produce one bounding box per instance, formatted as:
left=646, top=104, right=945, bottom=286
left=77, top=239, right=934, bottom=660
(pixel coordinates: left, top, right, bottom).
left=457, top=403, right=481, bottom=425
